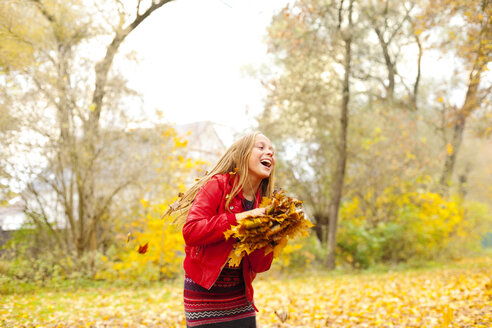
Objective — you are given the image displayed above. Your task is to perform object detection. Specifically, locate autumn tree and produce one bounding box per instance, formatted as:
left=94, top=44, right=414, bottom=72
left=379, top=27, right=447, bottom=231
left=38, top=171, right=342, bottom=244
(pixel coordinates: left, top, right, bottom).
left=417, top=0, right=492, bottom=191
left=259, top=0, right=426, bottom=269
left=0, top=0, right=175, bottom=269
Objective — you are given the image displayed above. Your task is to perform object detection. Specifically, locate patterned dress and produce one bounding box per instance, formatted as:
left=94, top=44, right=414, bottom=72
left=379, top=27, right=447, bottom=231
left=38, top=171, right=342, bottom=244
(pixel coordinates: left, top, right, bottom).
left=183, top=199, right=257, bottom=328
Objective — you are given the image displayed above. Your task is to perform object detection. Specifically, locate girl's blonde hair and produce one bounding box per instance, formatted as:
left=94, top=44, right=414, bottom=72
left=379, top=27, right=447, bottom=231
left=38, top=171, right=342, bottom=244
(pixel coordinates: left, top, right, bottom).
left=163, top=131, right=275, bottom=226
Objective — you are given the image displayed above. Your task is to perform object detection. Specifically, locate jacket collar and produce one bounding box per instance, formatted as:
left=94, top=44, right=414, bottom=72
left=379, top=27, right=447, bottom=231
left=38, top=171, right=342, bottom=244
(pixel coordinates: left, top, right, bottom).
left=226, top=173, right=262, bottom=207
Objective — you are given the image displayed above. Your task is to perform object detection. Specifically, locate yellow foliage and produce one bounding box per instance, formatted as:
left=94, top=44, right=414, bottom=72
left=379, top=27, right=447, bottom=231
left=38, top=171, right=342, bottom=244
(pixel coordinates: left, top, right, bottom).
left=173, top=136, right=188, bottom=148
left=0, top=1, right=41, bottom=70
left=340, top=183, right=483, bottom=265
left=276, top=243, right=304, bottom=268
left=95, top=200, right=184, bottom=282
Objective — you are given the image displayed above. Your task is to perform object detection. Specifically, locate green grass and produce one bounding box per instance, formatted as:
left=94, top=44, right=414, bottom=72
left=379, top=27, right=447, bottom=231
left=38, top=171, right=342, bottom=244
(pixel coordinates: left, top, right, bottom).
left=3, top=249, right=491, bottom=296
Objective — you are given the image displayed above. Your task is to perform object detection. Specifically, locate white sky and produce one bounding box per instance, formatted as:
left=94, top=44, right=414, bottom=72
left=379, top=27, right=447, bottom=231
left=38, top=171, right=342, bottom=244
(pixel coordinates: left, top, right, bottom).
left=118, top=0, right=489, bottom=135
left=119, top=0, right=290, bottom=133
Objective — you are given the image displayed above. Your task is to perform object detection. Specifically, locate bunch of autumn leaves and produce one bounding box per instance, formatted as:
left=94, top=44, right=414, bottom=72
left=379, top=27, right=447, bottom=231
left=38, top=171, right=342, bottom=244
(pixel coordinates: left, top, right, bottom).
left=224, top=190, right=313, bottom=267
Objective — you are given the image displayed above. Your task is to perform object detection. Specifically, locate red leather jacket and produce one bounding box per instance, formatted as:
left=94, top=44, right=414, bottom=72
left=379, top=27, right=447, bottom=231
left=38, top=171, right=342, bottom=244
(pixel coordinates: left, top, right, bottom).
left=183, top=173, right=273, bottom=311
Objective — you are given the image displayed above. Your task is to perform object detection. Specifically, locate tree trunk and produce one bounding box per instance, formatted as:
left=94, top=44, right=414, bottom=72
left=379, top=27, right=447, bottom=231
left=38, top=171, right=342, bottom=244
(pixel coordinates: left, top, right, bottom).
left=439, top=113, right=465, bottom=190
left=439, top=8, right=488, bottom=191
left=313, top=213, right=329, bottom=244
left=412, top=34, right=422, bottom=108
left=374, top=27, right=395, bottom=102
left=327, top=0, right=353, bottom=270
left=439, top=67, right=481, bottom=190
left=75, top=0, right=174, bottom=258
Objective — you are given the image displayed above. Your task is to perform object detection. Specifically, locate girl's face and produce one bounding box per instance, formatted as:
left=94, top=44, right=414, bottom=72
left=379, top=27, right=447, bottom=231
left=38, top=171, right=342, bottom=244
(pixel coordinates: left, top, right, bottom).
left=248, top=134, right=275, bottom=181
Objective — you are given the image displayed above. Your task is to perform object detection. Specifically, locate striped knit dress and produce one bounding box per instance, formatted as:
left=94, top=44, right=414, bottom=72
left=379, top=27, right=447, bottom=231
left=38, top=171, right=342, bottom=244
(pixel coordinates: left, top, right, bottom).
left=183, top=199, right=257, bottom=328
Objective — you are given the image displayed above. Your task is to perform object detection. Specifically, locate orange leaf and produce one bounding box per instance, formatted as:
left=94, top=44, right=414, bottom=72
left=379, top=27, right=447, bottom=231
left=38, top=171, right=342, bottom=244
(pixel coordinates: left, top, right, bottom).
left=138, top=242, right=149, bottom=254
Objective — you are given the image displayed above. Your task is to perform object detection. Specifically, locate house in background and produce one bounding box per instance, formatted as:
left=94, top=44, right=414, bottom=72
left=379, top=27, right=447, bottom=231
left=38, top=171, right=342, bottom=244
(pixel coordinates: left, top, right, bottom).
left=0, top=196, right=25, bottom=245
left=0, top=197, right=25, bottom=231
left=0, top=121, right=235, bottom=244
left=174, top=121, right=236, bottom=164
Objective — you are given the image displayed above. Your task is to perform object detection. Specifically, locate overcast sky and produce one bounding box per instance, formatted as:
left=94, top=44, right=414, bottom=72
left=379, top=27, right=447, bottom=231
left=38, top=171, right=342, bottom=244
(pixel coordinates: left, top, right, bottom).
left=118, top=0, right=290, bottom=134
left=115, top=0, right=491, bottom=136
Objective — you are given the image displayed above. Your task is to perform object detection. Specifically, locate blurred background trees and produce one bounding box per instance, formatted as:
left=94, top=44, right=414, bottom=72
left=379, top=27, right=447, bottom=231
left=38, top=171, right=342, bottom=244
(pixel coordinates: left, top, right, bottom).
left=258, top=0, right=491, bottom=269
left=0, top=0, right=490, bottom=285
left=0, top=0, right=184, bottom=281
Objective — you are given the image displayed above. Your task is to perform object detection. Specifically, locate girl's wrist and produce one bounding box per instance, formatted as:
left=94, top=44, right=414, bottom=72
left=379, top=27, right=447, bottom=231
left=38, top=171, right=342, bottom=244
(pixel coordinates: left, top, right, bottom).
left=235, top=212, right=245, bottom=221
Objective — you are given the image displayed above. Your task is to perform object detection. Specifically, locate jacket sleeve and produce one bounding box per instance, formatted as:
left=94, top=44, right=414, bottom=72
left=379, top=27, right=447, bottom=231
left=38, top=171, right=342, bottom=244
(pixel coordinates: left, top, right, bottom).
left=183, top=178, right=237, bottom=247
left=246, top=248, right=274, bottom=273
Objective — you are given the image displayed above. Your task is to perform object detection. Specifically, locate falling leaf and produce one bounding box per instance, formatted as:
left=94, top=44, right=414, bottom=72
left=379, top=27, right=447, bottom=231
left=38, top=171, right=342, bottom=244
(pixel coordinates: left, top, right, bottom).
left=126, top=232, right=131, bottom=243
left=138, top=242, right=149, bottom=254
left=275, top=310, right=289, bottom=323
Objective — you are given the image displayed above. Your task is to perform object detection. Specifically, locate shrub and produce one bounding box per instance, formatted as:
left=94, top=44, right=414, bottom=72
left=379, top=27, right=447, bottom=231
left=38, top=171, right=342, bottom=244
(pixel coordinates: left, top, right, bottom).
left=337, top=190, right=486, bottom=268
left=95, top=200, right=184, bottom=282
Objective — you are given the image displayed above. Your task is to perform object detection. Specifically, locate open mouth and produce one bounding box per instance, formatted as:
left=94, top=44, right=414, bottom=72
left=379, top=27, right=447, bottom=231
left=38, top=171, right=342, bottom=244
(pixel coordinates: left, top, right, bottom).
left=260, top=159, right=272, bottom=168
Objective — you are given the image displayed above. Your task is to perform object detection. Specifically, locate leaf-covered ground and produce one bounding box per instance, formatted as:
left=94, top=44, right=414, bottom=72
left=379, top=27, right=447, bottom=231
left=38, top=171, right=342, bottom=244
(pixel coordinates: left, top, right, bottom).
left=2, top=257, right=491, bottom=327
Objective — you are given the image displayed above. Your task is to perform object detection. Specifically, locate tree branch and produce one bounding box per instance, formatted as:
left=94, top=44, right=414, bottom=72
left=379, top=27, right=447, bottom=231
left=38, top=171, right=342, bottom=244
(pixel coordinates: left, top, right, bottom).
left=84, top=180, right=134, bottom=247
left=89, top=0, right=175, bottom=131
left=412, top=32, right=422, bottom=108
left=26, top=182, right=65, bottom=250
left=29, top=0, right=56, bottom=24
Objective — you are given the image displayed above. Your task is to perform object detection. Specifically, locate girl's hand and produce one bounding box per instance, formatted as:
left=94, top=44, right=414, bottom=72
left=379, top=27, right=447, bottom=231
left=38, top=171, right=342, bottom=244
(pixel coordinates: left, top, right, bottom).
left=235, top=207, right=266, bottom=224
